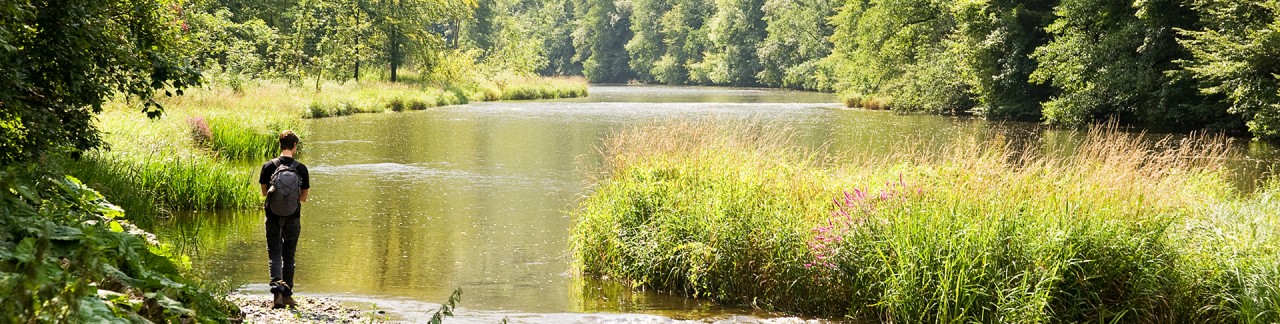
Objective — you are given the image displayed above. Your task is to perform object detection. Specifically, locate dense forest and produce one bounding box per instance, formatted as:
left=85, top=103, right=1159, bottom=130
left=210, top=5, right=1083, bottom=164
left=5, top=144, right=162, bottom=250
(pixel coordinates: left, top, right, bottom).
left=6, top=0, right=1280, bottom=165
left=554, top=0, right=1280, bottom=139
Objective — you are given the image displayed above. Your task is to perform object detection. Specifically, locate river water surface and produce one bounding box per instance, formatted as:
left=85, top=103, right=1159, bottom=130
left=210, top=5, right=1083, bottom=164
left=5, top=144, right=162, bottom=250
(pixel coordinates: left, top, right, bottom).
left=163, top=86, right=1278, bottom=322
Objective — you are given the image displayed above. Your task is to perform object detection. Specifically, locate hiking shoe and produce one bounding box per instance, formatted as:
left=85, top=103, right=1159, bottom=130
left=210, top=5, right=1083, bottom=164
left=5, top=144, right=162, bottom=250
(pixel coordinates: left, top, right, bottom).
left=272, top=291, right=285, bottom=309
left=281, top=294, right=298, bottom=308
left=269, top=282, right=285, bottom=309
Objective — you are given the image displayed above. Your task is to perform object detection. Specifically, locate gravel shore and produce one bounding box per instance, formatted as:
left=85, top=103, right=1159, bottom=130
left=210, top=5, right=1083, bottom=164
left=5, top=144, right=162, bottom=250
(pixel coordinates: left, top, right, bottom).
left=228, top=294, right=386, bottom=323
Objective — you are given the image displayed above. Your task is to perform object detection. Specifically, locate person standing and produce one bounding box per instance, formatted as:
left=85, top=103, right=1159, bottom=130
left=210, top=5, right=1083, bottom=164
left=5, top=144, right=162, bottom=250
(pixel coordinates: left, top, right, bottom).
left=259, top=130, right=310, bottom=309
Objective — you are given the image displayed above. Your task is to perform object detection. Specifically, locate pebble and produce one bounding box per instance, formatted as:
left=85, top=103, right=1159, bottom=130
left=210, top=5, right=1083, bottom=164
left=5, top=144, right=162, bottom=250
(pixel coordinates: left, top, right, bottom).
left=227, top=294, right=385, bottom=323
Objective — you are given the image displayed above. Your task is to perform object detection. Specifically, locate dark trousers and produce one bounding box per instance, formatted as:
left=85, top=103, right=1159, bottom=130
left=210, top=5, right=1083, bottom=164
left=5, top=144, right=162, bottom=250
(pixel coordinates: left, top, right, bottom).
left=265, top=209, right=301, bottom=286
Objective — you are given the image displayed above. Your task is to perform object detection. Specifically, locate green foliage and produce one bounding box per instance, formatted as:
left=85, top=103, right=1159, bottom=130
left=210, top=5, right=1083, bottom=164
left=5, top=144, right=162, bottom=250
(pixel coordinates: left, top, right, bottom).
left=1030, top=0, right=1213, bottom=128
left=1180, top=0, right=1280, bottom=139
left=756, top=0, right=838, bottom=89
left=536, top=0, right=584, bottom=76
left=574, top=0, right=635, bottom=82
left=427, top=288, right=463, bottom=324
left=827, top=0, right=964, bottom=112
left=625, top=0, right=672, bottom=83
left=653, top=0, right=714, bottom=84
left=0, top=167, right=238, bottom=322
left=463, top=0, right=498, bottom=51
left=702, top=0, right=767, bottom=85
left=0, top=0, right=200, bottom=164
left=185, top=7, right=283, bottom=80
left=476, top=2, right=550, bottom=76
left=950, top=0, right=1056, bottom=120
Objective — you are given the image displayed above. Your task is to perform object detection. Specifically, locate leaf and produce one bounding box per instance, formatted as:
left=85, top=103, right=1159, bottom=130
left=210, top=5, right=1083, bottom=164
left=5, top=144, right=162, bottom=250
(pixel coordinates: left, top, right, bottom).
left=50, top=225, right=84, bottom=241
left=100, top=203, right=125, bottom=220
left=0, top=242, right=13, bottom=260
left=14, top=237, right=36, bottom=263
left=109, top=221, right=125, bottom=233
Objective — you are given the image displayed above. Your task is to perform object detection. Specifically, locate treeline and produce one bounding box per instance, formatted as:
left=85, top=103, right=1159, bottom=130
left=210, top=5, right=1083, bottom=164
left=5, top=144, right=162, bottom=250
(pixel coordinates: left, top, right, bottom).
left=551, top=0, right=1280, bottom=139
left=184, top=0, right=560, bottom=86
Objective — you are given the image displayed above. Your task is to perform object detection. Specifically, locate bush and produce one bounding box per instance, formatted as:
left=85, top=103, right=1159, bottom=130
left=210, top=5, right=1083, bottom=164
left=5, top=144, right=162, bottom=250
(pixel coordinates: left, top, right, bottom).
left=0, top=167, right=238, bottom=322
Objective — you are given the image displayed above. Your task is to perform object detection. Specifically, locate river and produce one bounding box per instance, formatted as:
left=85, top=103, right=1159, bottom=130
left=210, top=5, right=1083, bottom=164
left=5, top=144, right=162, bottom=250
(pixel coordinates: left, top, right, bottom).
left=161, top=85, right=1278, bottom=322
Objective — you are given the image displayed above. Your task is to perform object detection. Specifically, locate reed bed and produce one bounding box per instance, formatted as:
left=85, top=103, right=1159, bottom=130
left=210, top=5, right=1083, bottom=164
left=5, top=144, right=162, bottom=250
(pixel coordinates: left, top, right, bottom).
left=63, top=153, right=259, bottom=228
left=497, top=76, right=589, bottom=100
left=571, top=121, right=1280, bottom=322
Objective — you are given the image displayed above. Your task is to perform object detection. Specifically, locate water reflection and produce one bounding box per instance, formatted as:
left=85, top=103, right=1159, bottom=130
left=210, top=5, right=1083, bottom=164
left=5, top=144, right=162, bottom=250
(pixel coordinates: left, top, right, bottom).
left=160, top=85, right=1278, bottom=321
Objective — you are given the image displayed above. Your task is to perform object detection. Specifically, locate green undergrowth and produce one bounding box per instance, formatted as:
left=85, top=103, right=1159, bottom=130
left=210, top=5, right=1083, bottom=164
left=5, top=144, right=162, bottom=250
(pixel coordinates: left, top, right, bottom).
left=572, top=122, right=1280, bottom=322
left=0, top=167, right=238, bottom=322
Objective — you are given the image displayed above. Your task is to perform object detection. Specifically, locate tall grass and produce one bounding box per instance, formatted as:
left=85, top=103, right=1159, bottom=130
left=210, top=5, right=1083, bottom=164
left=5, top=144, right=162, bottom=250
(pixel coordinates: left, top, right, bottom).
left=841, top=93, right=893, bottom=110
left=571, top=121, right=1280, bottom=322
left=187, top=117, right=283, bottom=161
left=497, top=76, right=589, bottom=100
left=61, top=153, right=259, bottom=228
left=63, top=100, right=275, bottom=226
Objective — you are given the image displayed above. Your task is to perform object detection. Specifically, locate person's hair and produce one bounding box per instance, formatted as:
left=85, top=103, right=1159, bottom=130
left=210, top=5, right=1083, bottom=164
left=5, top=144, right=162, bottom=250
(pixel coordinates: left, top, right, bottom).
left=279, top=130, right=299, bottom=151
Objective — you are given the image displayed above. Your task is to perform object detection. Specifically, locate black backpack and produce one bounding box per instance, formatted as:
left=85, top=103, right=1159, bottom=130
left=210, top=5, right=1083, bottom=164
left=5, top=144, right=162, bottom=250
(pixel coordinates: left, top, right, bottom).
left=266, top=159, right=302, bottom=216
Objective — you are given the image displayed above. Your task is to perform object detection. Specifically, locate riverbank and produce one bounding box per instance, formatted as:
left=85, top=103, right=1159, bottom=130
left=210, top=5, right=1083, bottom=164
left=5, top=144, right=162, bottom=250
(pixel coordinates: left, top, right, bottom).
left=66, top=76, right=587, bottom=227
left=227, top=294, right=385, bottom=323
left=572, top=121, right=1280, bottom=321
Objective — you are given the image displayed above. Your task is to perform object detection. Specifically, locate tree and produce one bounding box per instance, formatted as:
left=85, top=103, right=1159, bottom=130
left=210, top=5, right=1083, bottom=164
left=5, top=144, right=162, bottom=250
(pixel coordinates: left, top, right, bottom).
left=479, top=0, right=550, bottom=75
left=573, top=0, right=634, bottom=82
left=462, top=0, right=498, bottom=51
left=653, top=0, right=712, bottom=84
left=536, top=0, right=583, bottom=75
left=184, top=7, right=282, bottom=84
left=626, top=0, right=672, bottom=82
left=700, top=0, right=767, bottom=86
left=950, top=0, right=1056, bottom=120
left=0, top=0, right=199, bottom=164
left=370, top=0, right=474, bottom=82
left=1031, top=0, right=1214, bottom=128
left=756, top=0, right=838, bottom=89
left=827, top=0, right=963, bottom=112
left=1180, top=0, right=1280, bottom=138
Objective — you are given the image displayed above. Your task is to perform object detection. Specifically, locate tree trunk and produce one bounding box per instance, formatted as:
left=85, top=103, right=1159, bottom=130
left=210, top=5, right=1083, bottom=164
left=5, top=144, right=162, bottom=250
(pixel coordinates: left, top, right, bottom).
left=354, top=0, right=362, bottom=82
left=390, top=31, right=398, bottom=82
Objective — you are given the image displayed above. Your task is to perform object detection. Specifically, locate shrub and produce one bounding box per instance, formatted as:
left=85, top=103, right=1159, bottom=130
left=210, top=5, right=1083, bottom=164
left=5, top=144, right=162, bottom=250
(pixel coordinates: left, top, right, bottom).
left=0, top=167, right=239, bottom=322
left=388, top=98, right=406, bottom=112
